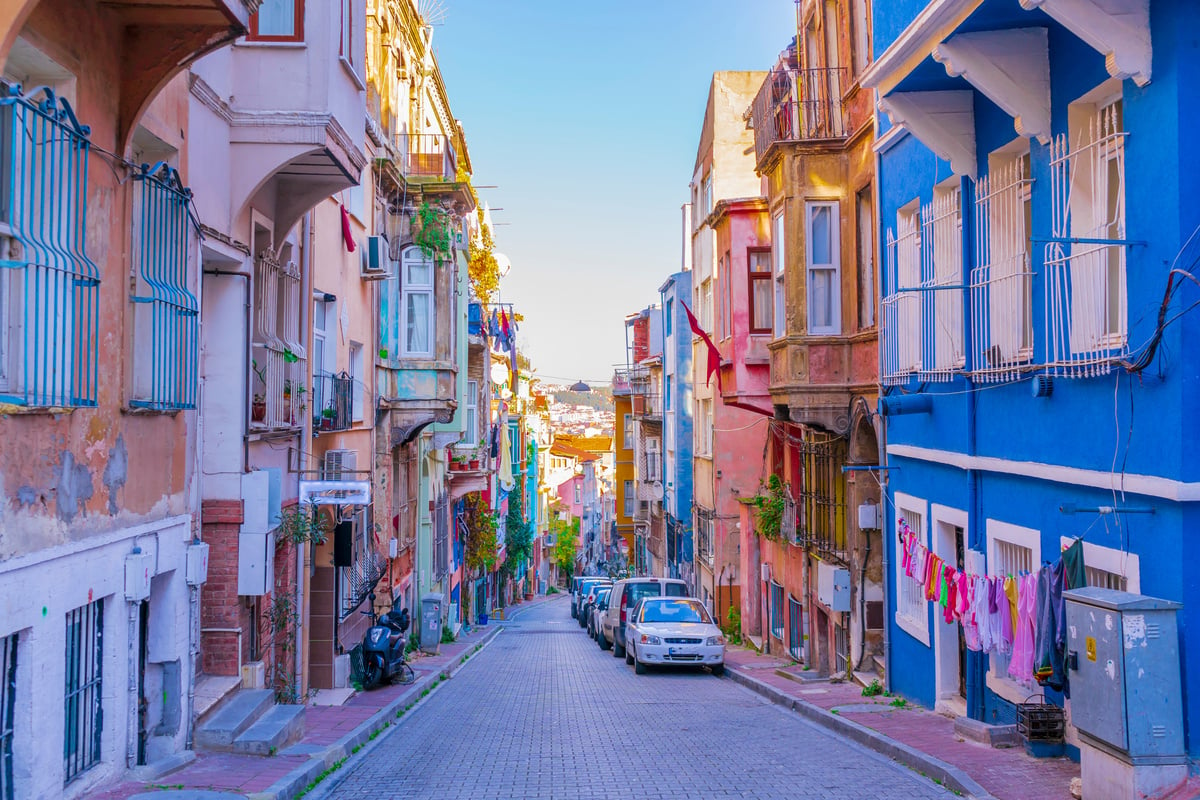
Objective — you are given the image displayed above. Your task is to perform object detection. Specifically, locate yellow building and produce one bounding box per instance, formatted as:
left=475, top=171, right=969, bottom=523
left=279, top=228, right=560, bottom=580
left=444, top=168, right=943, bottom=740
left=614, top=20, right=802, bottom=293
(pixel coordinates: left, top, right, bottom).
left=612, top=374, right=635, bottom=572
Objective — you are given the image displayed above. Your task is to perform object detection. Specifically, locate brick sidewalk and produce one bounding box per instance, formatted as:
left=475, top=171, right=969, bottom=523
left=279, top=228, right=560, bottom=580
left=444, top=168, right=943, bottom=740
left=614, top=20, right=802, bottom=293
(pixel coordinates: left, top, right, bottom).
left=92, top=594, right=559, bottom=800
left=724, top=646, right=1081, bottom=800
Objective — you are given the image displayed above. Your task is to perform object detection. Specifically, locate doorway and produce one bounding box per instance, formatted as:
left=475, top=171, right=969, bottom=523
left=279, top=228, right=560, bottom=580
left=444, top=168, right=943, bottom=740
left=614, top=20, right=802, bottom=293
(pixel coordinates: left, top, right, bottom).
left=137, top=600, right=149, bottom=766
left=932, top=506, right=969, bottom=712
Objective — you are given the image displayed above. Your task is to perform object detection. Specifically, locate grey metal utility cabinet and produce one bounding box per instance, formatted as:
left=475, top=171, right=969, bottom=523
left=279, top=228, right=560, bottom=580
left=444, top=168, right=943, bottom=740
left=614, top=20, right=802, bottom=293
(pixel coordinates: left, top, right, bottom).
left=1064, top=587, right=1185, bottom=798
left=420, top=593, right=444, bottom=655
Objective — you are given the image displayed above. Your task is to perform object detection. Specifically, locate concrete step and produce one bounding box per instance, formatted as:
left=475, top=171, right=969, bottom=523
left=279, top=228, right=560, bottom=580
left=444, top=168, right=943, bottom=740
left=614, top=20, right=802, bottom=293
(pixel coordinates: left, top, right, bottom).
left=232, top=703, right=306, bottom=756
left=194, top=674, right=242, bottom=724
left=194, top=688, right=275, bottom=751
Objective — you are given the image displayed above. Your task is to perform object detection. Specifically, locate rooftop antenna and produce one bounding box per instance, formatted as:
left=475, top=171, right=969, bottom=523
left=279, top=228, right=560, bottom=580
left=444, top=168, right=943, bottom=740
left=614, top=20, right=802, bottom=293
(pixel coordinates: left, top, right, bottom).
left=418, top=0, right=448, bottom=26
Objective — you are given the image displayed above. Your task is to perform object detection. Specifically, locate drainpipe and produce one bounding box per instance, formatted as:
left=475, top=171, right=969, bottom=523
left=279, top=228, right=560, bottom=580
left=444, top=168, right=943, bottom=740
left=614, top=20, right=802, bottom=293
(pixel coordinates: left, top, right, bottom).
left=296, top=211, right=314, bottom=695
left=127, top=588, right=139, bottom=768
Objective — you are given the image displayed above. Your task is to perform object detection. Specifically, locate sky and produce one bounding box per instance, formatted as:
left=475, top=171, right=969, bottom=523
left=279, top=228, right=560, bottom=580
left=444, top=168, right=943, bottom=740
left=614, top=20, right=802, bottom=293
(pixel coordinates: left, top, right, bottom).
left=433, top=1, right=797, bottom=386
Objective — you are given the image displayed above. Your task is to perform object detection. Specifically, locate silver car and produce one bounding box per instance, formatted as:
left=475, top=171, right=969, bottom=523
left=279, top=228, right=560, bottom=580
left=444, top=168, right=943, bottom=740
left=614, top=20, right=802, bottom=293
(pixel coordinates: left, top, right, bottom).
left=625, top=596, right=725, bottom=676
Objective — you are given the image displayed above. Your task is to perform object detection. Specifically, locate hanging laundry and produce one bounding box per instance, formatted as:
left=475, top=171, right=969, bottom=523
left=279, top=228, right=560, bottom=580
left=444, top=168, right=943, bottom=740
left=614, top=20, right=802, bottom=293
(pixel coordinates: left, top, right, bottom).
left=962, top=576, right=983, bottom=651
left=1004, top=576, right=1019, bottom=637
left=1008, top=571, right=1037, bottom=683
left=1033, top=561, right=1068, bottom=695
left=1062, top=538, right=1086, bottom=590
left=995, top=577, right=1014, bottom=655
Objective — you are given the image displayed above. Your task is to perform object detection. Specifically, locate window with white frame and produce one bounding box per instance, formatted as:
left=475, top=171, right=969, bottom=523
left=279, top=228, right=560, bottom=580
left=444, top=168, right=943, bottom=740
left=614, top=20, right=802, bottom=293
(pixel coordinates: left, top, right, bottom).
left=349, top=341, right=364, bottom=421
left=973, top=145, right=1033, bottom=381
left=252, top=245, right=305, bottom=429
left=464, top=379, right=479, bottom=446
left=894, top=493, right=929, bottom=645
left=700, top=278, right=713, bottom=332
left=806, top=201, right=841, bottom=335
left=856, top=186, right=875, bottom=329
left=339, top=0, right=363, bottom=78
left=883, top=202, right=921, bottom=384
left=749, top=249, right=773, bottom=334
left=986, top=520, right=1040, bottom=685
left=719, top=252, right=732, bottom=340
left=697, top=399, right=712, bottom=455
left=624, top=479, right=634, bottom=517
left=774, top=211, right=787, bottom=337
left=1046, top=87, right=1127, bottom=375
left=623, top=413, right=633, bottom=450
left=923, top=180, right=963, bottom=379
left=702, top=173, right=713, bottom=220
left=400, top=247, right=434, bottom=357
left=1059, top=536, right=1140, bottom=593
left=574, top=482, right=581, bottom=504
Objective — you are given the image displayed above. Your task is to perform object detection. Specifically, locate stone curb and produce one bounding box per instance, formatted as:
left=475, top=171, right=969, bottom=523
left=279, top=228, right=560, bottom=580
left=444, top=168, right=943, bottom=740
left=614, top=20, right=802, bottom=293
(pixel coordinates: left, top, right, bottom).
left=725, top=666, right=998, bottom=800
left=248, top=625, right=504, bottom=800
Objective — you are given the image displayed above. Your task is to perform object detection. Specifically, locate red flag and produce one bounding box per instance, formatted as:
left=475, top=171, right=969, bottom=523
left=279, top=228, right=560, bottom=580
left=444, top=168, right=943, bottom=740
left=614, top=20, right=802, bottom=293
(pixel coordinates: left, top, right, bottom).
left=681, top=301, right=722, bottom=391
left=340, top=204, right=357, bottom=253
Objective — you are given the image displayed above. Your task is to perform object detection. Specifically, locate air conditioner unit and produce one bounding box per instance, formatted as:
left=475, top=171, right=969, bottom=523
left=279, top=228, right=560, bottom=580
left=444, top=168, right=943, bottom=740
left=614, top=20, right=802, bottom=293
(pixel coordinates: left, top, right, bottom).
left=360, top=235, right=389, bottom=280
left=323, top=449, right=357, bottom=480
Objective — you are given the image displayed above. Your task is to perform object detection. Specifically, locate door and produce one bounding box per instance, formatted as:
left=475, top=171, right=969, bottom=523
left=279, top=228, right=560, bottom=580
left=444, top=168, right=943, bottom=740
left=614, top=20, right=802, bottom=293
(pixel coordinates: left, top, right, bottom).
left=137, top=600, right=149, bottom=766
left=955, top=526, right=967, bottom=699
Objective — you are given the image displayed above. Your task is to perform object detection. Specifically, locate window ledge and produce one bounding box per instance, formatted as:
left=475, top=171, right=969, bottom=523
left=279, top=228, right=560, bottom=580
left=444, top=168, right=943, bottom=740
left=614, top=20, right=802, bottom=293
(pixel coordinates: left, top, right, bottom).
left=894, top=610, right=931, bottom=647
left=234, top=39, right=307, bottom=49
left=0, top=402, right=77, bottom=416
left=340, top=56, right=366, bottom=91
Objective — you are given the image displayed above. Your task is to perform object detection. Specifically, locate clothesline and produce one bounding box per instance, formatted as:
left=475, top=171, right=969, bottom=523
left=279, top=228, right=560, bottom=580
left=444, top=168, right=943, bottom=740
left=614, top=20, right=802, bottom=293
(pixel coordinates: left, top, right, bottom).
left=898, top=517, right=1085, bottom=695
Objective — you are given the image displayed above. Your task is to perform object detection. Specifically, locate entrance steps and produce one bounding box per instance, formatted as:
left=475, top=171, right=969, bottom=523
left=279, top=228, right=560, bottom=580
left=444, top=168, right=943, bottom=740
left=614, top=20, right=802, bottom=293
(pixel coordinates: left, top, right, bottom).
left=194, top=688, right=306, bottom=755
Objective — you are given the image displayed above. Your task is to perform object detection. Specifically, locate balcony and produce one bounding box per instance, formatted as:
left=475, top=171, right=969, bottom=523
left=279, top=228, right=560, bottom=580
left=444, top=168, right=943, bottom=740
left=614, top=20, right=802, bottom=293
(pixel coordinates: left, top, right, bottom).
left=768, top=332, right=877, bottom=431
left=312, top=372, right=353, bottom=433
left=630, top=392, right=661, bottom=420
left=395, top=133, right=458, bottom=182
left=752, top=67, right=847, bottom=166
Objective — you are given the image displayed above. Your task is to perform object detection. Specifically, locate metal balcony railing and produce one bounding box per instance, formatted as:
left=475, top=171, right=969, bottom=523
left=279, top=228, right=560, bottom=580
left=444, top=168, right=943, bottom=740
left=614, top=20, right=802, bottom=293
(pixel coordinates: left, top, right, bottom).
left=752, top=67, right=848, bottom=163
left=394, top=133, right=457, bottom=181
left=313, top=371, right=353, bottom=432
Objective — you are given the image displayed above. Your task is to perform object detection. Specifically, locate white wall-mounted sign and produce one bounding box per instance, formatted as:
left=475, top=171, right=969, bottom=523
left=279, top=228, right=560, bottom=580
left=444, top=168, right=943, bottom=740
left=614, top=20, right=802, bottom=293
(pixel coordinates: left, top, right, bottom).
left=299, top=480, right=371, bottom=506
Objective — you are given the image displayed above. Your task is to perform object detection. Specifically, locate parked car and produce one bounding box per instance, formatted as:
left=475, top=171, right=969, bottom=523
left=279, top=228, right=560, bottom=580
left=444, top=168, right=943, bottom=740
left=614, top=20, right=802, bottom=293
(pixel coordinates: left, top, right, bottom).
left=597, top=577, right=688, bottom=656
left=624, top=596, right=725, bottom=676
left=570, top=576, right=585, bottom=618
left=588, top=586, right=611, bottom=640
left=578, top=578, right=612, bottom=629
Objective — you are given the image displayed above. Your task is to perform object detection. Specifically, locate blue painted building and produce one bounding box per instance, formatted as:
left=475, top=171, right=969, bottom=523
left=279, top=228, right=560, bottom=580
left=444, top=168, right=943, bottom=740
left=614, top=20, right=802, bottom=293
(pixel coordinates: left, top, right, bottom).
left=659, top=271, right=696, bottom=587
left=865, top=0, right=1200, bottom=763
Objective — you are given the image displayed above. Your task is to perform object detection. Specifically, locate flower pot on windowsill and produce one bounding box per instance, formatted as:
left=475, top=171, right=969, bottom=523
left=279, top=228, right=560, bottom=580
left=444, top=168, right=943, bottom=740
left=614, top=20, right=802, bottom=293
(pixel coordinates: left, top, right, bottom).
left=251, top=400, right=266, bottom=423
left=320, top=416, right=334, bottom=431
left=469, top=459, right=480, bottom=470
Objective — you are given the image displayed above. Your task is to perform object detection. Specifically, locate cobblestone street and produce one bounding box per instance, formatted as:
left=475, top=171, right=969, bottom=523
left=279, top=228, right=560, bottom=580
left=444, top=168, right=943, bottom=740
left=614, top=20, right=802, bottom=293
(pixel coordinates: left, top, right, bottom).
left=315, top=597, right=953, bottom=800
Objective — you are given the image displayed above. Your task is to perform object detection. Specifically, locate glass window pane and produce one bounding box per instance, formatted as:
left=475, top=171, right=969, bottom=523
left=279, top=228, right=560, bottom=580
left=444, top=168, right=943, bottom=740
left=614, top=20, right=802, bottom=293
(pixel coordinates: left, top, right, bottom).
left=256, top=0, right=296, bottom=36
left=407, top=262, right=432, bottom=286
left=811, top=205, right=832, bottom=265
left=810, top=268, right=832, bottom=329
left=406, top=292, right=430, bottom=353
left=774, top=214, right=786, bottom=275
left=753, top=277, right=773, bottom=330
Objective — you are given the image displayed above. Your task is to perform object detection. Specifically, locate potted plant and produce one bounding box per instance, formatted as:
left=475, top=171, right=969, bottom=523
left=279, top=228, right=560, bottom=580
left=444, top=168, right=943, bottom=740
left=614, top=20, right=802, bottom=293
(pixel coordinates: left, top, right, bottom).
left=252, top=394, right=266, bottom=423
left=320, top=407, right=335, bottom=431
left=451, top=455, right=467, bottom=472
left=468, top=450, right=480, bottom=470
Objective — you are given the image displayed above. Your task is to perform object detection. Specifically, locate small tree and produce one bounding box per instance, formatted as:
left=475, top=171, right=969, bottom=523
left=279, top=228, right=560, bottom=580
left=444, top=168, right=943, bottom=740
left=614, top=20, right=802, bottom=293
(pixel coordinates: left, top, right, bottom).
left=464, top=494, right=498, bottom=573
left=502, top=483, right=533, bottom=578
left=550, top=517, right=579, bottom=579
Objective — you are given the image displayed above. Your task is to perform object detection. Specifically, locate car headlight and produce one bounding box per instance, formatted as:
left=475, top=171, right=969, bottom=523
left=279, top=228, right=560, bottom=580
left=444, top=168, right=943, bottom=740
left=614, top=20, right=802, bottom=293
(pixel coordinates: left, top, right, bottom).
left=706, top=635, right=726, bottom=646
left=640, top=634, right=661, bottom=645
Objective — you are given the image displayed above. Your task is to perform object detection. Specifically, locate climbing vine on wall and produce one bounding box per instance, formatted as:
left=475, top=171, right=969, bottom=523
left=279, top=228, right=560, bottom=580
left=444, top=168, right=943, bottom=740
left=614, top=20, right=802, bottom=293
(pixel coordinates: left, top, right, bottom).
left=463, top=493, right=498, bottom=573
left=413, top=201, right=451, bottom=261
left=468, top=221, right=499, bottom=303
left=502, top=483, right=533, bottom=577
left=752, top=474, right=787, bottom=542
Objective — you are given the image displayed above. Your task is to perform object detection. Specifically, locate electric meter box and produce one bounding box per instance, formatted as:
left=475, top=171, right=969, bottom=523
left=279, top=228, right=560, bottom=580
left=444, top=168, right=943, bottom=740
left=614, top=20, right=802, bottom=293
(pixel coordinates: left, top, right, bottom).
left=420, top=593, right=444, bottom=655
left=1064, top=587, right=1184, bottom=762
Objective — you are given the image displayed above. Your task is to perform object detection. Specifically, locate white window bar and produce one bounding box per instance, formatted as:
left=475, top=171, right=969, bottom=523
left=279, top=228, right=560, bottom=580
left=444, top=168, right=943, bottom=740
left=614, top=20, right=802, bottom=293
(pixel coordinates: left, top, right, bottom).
left=989, top=539, right=1033, bottom=680
left=252, top=253, right=305, bottom=429
left=896, top=509, right=926, bottom=627
left=972, top=155, right=1034, bottom=382
left=920, top=187, right=964, bottom=381
left=881, top=211, right=921, bottom=385
left=1045, top=100, right=1128, bottom=378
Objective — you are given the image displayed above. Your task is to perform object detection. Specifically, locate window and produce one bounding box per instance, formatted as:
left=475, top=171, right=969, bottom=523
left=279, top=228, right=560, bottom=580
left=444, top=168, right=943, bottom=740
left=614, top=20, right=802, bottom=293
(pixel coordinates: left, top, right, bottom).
left=883, top=203, right=921, bottom=383
left=312, top=296, right=333, bottom=419
left=130, top=161, right=199, bottom=411
left=574, top=482, right=581, bottom=504
left=64, top=599, right=103, bottom=784
left=252, top=247, right=305, bottom=429
left=339, top=0, right=363, bottom=77
left=851, top=0, right=871, bottom=75
left=718, top=252, right=732, bottom=340
left=664, top=299, right=673, bottom=336
left=249, top=0, right=304, bottom=42
left=464, top=379, right=479, bottom=446
left=806, top=201, right=841, bottom=335
left=400, top=247, right=434, bottom=357
left=986, top=520, right=1040, bottom=686
left=894, top=493, right=928, bottom=645
left=1046, top=87, right=1127, bottom=375
left=349, top=342, right=364, bottom=421
left=699, top=279, right=713, bottom=332
left=1, top=633, right=14, bottom=800
left=0, top=79, right=98, bottom=408
left=773, top=212, right=787, bottom=337
left=624, top=479, right=634, bottom=517
left=697, top=399, right=713, bottom=455
left=924, top=181, right=964, bottom=379
left=1059, top=537, right=1140, bottom=593
left=702, top=173, right=713, bottom=220
left=856, top=187, right=874, bottom=329
left=749, top=249, right=773, bottom=334
left=973, top=146, right=1033, bottom=381
left=623, top=413, right=633, bottom=449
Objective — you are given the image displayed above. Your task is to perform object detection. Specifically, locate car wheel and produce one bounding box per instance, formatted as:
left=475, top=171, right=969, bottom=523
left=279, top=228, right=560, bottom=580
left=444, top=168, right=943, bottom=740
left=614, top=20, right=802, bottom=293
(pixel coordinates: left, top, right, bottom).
left=711, top=663, right=725, bottom=677
left=613, top=641, right=624, bottom=658
left=634, top=654, right=647, bottom=675
left=625, top=647, right=634, bottom=665
left=598, top=630, right=610, bottom=650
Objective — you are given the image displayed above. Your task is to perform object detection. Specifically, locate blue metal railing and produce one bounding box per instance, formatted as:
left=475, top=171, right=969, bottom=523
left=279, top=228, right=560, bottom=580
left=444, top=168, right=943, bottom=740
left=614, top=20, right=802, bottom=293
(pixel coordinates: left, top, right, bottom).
left=130, top=162, right=198, bottom=411
left=787, top=594, right=804, bottom=662
left=0, top=83, right=99, bottom=407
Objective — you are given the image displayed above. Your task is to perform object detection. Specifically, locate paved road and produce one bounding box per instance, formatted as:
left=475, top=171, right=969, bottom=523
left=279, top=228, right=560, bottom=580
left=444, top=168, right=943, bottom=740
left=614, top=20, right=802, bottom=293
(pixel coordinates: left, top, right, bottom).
left=317, top=596, right=953, bottom=800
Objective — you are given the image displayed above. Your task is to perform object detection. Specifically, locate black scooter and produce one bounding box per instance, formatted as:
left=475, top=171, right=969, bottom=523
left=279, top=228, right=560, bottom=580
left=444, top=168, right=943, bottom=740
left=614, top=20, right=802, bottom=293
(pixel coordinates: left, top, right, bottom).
left=359, top=595, right=415, bottom=689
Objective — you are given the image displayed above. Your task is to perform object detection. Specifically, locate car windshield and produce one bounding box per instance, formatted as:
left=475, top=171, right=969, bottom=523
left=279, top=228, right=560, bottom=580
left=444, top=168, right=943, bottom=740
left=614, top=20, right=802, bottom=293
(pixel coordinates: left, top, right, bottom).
left=640, top=599, right=712, bottom=625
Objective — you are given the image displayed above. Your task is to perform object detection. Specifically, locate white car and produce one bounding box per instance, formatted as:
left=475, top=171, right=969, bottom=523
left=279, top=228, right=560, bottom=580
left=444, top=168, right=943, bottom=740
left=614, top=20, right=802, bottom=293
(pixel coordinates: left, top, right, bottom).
left=624, top=597, right=725, bottom=676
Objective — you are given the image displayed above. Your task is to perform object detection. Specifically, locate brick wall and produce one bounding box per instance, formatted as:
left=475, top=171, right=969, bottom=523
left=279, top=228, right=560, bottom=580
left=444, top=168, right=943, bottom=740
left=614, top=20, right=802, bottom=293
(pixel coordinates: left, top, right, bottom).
left=200, top=499, right=249, bottom=676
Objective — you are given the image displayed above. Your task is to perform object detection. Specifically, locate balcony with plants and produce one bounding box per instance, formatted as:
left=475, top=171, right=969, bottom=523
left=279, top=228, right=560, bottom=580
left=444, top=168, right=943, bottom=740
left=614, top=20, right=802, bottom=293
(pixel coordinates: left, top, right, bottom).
left=312, top=371, right=353, bottom=433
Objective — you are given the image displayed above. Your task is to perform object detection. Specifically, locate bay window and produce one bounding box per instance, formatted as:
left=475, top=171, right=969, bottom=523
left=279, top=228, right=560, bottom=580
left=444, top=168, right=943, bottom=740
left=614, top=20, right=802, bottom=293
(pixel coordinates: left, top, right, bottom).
left=401, top=247, right=434, bottom=358
left=806, top=201, right=841, bottom=335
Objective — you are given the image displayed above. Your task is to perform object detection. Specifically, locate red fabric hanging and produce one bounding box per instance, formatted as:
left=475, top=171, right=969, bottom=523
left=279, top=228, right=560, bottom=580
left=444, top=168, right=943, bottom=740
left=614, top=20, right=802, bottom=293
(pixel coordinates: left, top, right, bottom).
left=681, top=301, right=722, bottom=391
left=340, top=204, right=357, bottom=253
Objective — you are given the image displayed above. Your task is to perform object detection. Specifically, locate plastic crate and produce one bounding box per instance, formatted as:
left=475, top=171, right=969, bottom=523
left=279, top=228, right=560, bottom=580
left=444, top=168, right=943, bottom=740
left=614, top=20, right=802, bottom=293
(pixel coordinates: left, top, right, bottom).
left=1017, top=694, right=1065, bottom=742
